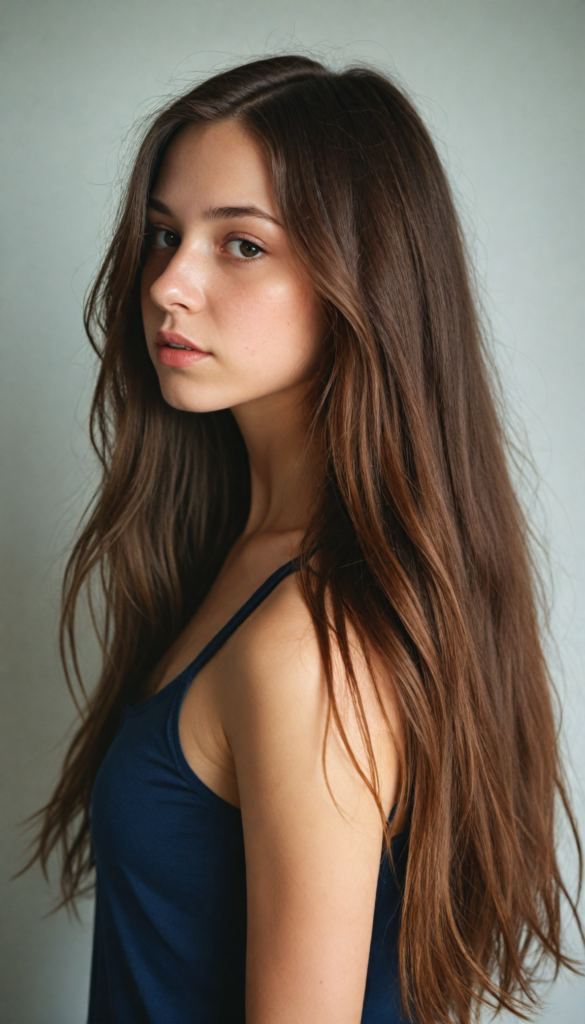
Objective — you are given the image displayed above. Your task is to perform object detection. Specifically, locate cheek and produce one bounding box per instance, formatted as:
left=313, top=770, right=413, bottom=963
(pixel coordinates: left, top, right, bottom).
left=221, top=275, right=321, bottom=370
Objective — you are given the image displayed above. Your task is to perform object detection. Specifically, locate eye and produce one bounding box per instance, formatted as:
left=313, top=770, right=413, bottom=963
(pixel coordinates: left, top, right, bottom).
left=149, top=228, right=180, bottom=249
left=224, top=238, right=265, bottom=260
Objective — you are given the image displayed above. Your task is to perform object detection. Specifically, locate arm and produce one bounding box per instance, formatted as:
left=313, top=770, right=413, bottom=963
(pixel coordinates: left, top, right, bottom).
left=224, top=575, right=400, bottom=1024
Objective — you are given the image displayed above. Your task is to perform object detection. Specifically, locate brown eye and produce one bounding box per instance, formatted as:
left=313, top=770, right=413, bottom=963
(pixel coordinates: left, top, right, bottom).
left=150, top=228, right=180, bottom=249
left=225, top=239, right=264, bottom=259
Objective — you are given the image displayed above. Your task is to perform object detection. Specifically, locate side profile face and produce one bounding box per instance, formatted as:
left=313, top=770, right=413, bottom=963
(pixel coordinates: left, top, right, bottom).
left=141, top=119, right=325, bottom=414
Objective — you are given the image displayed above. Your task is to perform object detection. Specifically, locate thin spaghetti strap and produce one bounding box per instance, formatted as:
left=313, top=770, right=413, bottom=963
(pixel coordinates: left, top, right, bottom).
left=181, top=558, right=301, bottom=686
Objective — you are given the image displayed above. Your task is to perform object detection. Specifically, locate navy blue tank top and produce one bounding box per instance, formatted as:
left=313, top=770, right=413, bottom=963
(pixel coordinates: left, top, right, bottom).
left=89, top=558, right=409, bottom=1023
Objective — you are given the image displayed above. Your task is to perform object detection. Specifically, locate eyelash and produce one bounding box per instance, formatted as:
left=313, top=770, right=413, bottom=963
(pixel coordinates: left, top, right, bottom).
left=145, top=227, right=267, bottom=262
left=224, top=237, right=267, bottom=261
left=147, top=227, right=180, bottom=249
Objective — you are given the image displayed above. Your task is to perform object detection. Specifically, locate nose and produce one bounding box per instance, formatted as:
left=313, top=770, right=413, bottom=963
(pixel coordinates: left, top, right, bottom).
left=148, top=246, right=206, bottom=315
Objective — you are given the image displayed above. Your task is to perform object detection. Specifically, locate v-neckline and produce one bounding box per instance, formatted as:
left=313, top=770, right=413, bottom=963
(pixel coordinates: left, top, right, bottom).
left=127, top=557, right=300, bottom=713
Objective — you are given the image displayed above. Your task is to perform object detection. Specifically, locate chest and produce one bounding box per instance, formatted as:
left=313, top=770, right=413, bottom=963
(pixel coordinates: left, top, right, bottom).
left=178, top=654, right=241, bottom=808
left=136, top=614, right=245, bottom=809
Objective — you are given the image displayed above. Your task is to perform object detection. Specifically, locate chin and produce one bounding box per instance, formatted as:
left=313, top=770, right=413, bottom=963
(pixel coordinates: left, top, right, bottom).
left=156, top=375, right=228, bottom=414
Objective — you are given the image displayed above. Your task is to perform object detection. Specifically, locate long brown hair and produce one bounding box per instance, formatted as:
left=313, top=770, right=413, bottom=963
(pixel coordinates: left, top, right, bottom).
left=26, top=55, right=582, bottom=1022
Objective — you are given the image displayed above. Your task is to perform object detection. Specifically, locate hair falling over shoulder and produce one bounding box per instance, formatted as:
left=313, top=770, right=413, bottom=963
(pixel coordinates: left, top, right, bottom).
left=24, top=55, right=583, bottom=1023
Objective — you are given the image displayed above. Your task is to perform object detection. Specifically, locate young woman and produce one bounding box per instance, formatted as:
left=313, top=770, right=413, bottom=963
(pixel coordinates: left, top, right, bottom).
left=28, top=55, right=582, bottom=1023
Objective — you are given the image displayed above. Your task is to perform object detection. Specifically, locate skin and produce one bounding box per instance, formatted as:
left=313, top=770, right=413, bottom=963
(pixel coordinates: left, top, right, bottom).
left=140, top=119, right=400, bottom=1024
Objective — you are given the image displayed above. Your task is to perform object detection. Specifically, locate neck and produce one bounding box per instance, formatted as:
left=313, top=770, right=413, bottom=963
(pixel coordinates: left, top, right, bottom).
left=231, top=381, right=321, bottom=546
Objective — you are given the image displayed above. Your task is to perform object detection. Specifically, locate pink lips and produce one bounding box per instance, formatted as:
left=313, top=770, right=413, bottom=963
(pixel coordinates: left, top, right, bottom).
left=155, top=330, right=211, bottom=368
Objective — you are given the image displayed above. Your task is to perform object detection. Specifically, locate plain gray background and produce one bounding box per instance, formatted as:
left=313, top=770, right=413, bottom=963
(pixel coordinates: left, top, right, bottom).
left=1, top=1, right=584, bottom=1021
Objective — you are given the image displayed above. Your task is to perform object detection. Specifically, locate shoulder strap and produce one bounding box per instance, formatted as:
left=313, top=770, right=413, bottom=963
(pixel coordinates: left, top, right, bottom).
left=183, top=558, right=300, bottom=684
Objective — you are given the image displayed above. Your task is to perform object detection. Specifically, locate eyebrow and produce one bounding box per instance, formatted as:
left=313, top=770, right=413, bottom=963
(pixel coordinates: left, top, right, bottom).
left=147, top=197, right=281, bottom=226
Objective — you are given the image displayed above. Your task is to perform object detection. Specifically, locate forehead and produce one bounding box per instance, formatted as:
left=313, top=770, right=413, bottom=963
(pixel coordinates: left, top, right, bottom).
left=153, top=120, right=277, bottom=215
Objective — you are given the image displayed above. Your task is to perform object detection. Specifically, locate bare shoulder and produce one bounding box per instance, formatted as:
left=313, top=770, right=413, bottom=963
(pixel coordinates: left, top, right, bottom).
left=221, top=571, right=325, bottom=742
left=222, top=571, right=400, bottom=822
left=232, top=571, right=320, bottom=691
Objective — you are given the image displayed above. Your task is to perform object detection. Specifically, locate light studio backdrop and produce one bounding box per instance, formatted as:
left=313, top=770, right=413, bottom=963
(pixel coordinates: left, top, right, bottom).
left=1, top=2, right=583, bottom=1021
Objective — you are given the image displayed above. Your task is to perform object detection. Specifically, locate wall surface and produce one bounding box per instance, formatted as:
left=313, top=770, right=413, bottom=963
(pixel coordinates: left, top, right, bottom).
left=1, top=1, right=584, bottom=1021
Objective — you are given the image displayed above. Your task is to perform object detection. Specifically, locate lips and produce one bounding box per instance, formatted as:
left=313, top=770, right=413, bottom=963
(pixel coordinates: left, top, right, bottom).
left=156, top=330, right=208, bottom=353
left=155, top=330, right=211, bottom=368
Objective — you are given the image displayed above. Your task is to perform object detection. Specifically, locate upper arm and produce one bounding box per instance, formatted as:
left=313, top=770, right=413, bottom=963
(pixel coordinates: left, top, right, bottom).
left=223, top=575, right=400, bottom=1024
